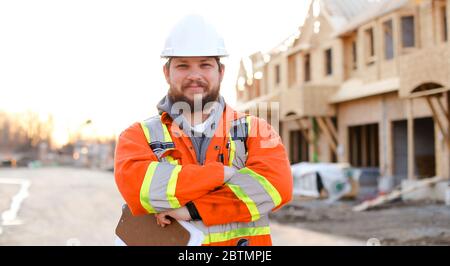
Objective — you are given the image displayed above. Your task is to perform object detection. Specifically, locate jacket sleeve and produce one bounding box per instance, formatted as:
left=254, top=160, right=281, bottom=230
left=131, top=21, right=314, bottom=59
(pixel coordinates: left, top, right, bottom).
left=192, top=117, right=293, bottom=226
left=114, top=122, right=225, bottom=216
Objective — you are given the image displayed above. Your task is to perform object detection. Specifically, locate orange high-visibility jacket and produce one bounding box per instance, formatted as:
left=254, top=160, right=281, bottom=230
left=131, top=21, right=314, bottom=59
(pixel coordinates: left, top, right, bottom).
left=114, top=104, right=293, bottom=246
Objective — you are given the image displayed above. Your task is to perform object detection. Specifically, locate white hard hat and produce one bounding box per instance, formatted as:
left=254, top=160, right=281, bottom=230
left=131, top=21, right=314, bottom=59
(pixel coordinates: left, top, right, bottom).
left=161, top=14, right=228, bottom=58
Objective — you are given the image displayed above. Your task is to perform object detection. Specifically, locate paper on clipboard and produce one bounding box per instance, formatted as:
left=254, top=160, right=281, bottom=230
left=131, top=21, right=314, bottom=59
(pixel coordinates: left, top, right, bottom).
left=178, top=220, right=204, bottom=246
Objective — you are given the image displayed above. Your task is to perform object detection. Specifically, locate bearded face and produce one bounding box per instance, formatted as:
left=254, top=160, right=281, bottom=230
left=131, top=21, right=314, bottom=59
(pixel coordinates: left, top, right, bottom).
left=168, top=76, right=220, bottom=111
left=164, top=57, right=224, bottom=111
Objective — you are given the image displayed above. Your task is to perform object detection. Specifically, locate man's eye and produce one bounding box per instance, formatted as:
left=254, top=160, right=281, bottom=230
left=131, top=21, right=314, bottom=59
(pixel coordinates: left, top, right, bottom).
left=177, top=64, right=188, bottom=68
left=201, top=64, right=212, bottom=67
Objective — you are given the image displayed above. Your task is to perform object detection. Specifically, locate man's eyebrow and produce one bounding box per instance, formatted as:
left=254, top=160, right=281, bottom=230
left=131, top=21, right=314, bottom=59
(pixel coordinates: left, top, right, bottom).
left=174, top=58, right=214, bottom=64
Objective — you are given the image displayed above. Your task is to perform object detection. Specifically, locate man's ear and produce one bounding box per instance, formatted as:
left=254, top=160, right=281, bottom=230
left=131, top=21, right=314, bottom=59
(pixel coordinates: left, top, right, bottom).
left=219, top=64, right=225, bottom=82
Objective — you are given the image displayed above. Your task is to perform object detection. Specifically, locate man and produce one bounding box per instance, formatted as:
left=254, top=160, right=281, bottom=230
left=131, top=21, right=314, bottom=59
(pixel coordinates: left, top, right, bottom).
left=114, top=14, right=293, bottom=246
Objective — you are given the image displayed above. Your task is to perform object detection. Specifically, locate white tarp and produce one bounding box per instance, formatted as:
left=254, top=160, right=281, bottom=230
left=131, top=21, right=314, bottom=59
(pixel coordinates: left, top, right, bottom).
left=291, top=162, right=354, bottom=202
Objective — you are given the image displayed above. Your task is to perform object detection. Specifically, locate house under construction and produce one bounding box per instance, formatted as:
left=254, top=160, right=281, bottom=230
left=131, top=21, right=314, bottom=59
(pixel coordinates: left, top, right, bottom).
left=236, top=0, right=450, bottom=200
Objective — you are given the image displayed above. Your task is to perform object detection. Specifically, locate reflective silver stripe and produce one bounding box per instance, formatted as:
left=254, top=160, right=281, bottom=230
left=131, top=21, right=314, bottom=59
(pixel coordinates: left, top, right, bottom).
left=188, top=215, right=270, bottom=245
left=240, top=167, right=282, bottom=208
left=227, top=172, right=276, bottom=220
left=142, top=116, right=175, bottom=163
left=148, top=163, right=178, bottom=212
left=228, top=116, right=281, bottom=222
left=204, top=226, right=270, bottom=245
left=143, top=116, right=165, bottom=144
left=229, top=117, right=249, bottom=169
left=232, top=140, right=247, bottom=168
left=189, top=220, right=210, bottom=235
left=207, top=215, right=270, bottom=234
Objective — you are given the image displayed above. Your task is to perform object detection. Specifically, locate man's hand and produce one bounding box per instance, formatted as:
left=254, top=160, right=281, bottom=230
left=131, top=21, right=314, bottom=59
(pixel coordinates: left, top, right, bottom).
left=155, top=206, right=191, bottom=227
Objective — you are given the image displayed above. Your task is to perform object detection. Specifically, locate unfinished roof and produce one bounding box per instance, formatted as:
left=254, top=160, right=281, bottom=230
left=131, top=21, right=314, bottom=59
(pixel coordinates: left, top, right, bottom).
left=322, top=0, right=378, bottom=21
left=335, top=0, right=410, bottom=36
left=262, top=0, right=387, bottom=57
left=321, top=0, right=382, bottom=30
left=271, top=0, right=374, bottom=55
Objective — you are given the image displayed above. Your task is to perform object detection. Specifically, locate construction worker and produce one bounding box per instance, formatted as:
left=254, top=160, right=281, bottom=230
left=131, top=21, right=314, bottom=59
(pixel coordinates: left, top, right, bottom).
left=114, top=14, right=293, bottom=246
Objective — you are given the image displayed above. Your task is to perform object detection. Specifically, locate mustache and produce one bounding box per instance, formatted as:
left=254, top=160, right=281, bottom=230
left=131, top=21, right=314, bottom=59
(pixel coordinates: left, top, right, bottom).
left=182, top=80, right=208, bottom=90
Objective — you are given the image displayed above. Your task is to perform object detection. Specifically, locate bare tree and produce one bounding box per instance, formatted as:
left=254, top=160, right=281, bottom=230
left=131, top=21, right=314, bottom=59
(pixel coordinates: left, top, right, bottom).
left=0, top=111, right=54, bottom=154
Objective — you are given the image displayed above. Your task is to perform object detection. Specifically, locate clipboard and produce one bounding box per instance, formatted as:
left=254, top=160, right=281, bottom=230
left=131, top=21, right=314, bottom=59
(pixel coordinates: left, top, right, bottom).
left=115, top=204, right=203, bottom=246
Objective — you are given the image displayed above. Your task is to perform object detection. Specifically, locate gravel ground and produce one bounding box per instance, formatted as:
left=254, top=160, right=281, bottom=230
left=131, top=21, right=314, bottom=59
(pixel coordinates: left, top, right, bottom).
left=270, top=197, right=450, bottom=245
left=0, top=167, right=365, bottom=246
left=3, top=167, right=448, bottom=246
left=0, top=182, right=20, bottom=215
left=270, top=220, right=364, bottom=246
left=0, top=167, right=124, bottom=245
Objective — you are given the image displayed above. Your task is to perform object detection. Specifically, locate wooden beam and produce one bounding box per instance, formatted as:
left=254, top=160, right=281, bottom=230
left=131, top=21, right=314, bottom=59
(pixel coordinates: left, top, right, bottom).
left=435, top=95, right=450, bottom=126
left=408, top=87, right=450, bottom=99
left=426, top=96, right=448, bottom=138
left=448, top=91, right=450, bottom=127
left=353, top=176, right=446, bottom=212
left=295, top=118, right=313, bottom=145
left=371, top=125, right=378, bottom=167
left=407, top=99, right=415, bottom=180
left=299, top=128, right=312, bottom=145
left=283, top=114, right=304, bottom=122
left=316, top=117, right=337, bottom=153
left=386, top=121, right=393, bottom=176
left=448, top=91, right=450, bottom=139
left=324, top=117, right=338, bottom=143
left=426, top=96, right=450, bottom=151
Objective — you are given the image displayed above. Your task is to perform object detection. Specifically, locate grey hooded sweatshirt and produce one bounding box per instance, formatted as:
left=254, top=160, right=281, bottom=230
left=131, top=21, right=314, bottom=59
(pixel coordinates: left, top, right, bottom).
left=156, top=95, right=226, bottom=165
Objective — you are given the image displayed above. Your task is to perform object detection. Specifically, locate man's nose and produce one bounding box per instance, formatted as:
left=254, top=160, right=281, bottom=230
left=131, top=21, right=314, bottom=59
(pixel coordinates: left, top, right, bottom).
left=186, top=69, right=203, bottom=80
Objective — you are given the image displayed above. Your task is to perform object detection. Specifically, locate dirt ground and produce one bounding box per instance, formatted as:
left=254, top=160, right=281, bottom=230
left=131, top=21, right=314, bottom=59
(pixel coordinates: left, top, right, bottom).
left=0, top=184, right=20, bottom=214
left=2, top=167, right=450, bottom=246
left=0, top=167, right=123, bottom=245
left=270, top=197, right=450, bottom=246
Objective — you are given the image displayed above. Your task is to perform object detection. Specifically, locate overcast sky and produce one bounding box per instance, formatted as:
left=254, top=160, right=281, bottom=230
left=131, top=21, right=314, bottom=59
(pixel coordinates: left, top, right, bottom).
left=0, top=0, right=310, bottom=146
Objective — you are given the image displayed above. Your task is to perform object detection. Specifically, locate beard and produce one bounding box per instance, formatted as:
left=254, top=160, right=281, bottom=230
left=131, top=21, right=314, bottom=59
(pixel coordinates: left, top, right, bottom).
left=168, top=79, right=220, bottom=112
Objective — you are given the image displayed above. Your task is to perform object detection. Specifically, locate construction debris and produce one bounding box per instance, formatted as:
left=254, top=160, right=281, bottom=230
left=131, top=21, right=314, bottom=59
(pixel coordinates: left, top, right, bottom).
left=291, top=162, right=360, bottom=203
left=352, top=176, right=446, bottom=212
